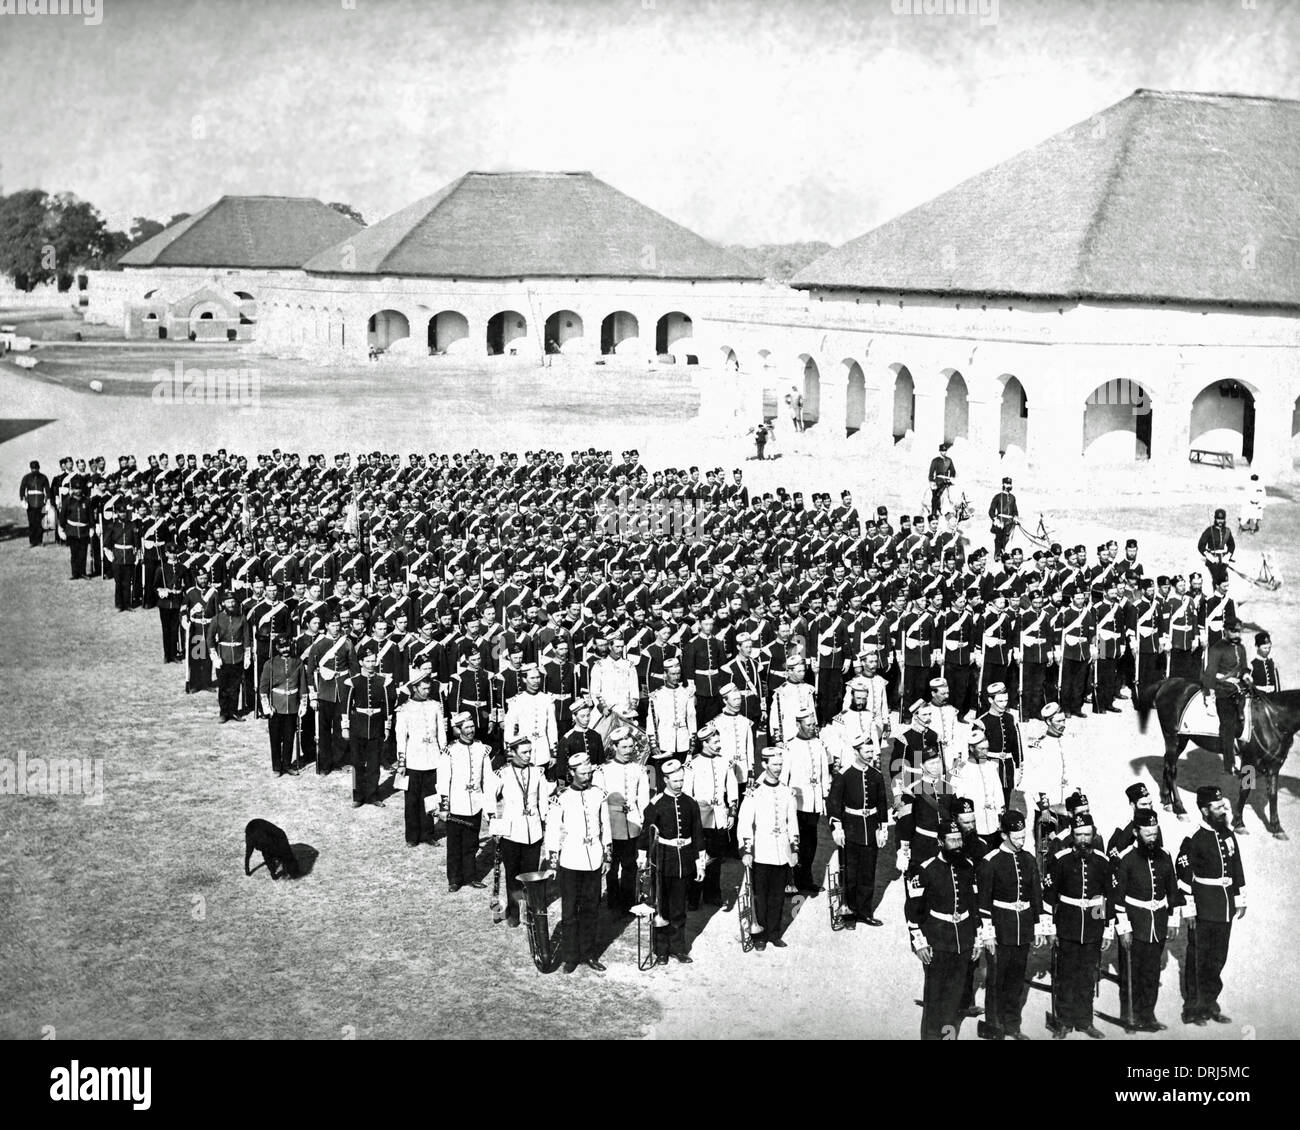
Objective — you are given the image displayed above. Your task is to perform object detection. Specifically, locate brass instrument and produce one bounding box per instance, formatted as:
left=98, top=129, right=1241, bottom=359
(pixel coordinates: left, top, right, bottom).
left=737, top=860, right=757, bottom=952
left=827, top=844, right=847, bottom=931
left=631, top=825, right=667, bottom=970
left=517, top=868, right=557, bottom=972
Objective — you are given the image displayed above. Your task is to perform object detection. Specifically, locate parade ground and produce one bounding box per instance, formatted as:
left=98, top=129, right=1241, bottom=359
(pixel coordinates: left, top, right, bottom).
left=2, top=333, right=1298, bottom=1040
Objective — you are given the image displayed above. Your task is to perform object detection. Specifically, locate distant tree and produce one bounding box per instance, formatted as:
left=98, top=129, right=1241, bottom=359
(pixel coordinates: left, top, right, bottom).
left=0, top=189, right=54, bottom=290
left=327, top=202, right=365, bottom=225
left=723, top=241, right=834, bottom=283
left=129, top=217, right=166, bottom=245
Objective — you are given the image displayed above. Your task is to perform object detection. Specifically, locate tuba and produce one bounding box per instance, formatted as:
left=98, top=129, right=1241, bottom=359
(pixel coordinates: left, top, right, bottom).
left=517, top=869, right=557, bottom=972
left=631, top=825, right=667, bottom=970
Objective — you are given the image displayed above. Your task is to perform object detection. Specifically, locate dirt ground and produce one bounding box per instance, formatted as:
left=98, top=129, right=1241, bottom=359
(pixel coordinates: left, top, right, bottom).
left=2, top=334, right=1297, bottom=1040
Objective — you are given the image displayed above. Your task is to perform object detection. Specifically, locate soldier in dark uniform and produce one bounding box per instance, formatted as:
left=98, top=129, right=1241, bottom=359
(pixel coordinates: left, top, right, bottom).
left=896, top=739, right=946, bottom=873
left=19, top=460, right=51, bottom=546
left=1057, top=588, right=1096, bottom=717
left=258, top=634, right=308, bottom=776
left=1250, top=631, right=1280, bottom=693
left=638, top=758, right=705, bottom=964
left=61, top=479, right=93, bottom=578
left=906, top=817, right=981, bottom=1040
left=341, top=650, right=395, bottom=807
left=155, top=546, right=187, bottom=663
left=926, top=444, right=956, bottom=518
left=827, top=732, right=889, bottom=928
left=978, top=682, right=1022, bottom=807
left=1112, top=808, right=1183, bottom=1032
left=1201, top=615, right=1249, bottom=773
left=1017, top=590, right=1054, bottom=723
left=208, top=592, right=250, bottom=723
left=1044, top=813, right=1113, bottom=1039
left=988, top=476, right=1018, bottom=558
left=1196, top=508, right=1235, bottom=587
left=1177, top=784, right=1246, bottom=1026
left=977, top=809, right=1044, bottom=1040
left=1128, top=577, right=1167, bottom=698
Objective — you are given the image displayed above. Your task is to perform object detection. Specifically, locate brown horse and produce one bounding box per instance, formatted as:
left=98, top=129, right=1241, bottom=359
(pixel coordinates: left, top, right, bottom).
left=1135, top=679, right=1299, bottom=839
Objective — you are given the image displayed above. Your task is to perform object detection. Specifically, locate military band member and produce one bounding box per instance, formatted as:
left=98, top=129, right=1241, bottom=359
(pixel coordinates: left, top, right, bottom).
left=906, top=817, right=982, bottom=1040
left=976, top=809, right=1045, bottom=1040
left=545, top=751, right=612, bottom=974
left=926, top=676, right=961, bottom=770
left=554, top=697, right=605, bottom=782
left=307, top=615, right=357, bottom=775
left=781, top=706, right=830, bottom=894
left=638, top=759, right=705, bottom=964
left=896, top=740, right=946, bottom=874
left=1112, top=808, right=1183, bottom=1032
left=738, top=747, right=799, bottom=951
left=769, top=655, right=816, bottom=745
left=648, top=657, right=697, bottom=772
left=1177, top=785, right=1246, bottom=1026
left=341, top=650, right=396, bottom=809
left=1044, top=813, right=1113, bottom=1039
left=1251, top=630, right=1280, bottom=693
left=827, top=732, right=888, bottom=928
left=978, top=682, right=1022, bottom=806
left=257, top=634, right=308, bottom=776
left=682, top=613, right=728, bottom=725
left=396, top=665, right=446, bottom=847
left=950, top=719, right=1003, bottom=850
left=503, top=664, right=558, bottom=769
left=487, top=736, right=555, bottom=926
left=209, top=592, right=251, bottom=724
left=448, top=648, right=494, bottom=739
left=440, top=711, right=490, bottom=891
left=589, top=633, right=640, bottom=721
left=684, top=723, right=739, bottom=907
left=155, top=546, right=186, bottom=663
left=593, top=728, right=651, bottom=914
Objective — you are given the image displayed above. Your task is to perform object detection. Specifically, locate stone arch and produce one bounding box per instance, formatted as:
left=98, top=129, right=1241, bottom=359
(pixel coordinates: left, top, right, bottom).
left=998, top=374, right=1028, bottom=454
left=890, top=363, right=915, bottom=441
left=844, top=359, right=866, bottom=434
left=756, top=350, right=779, bottom=420
left=719, top=346, right=739, bottom=371
left=1082, top=379, right=1153, bottom=461
left=368, top=309, right=410, bottom=350
left=487, top=310, right=528, bottom=355
left=798, top=354, right=821, bottom=427
left=600, top=310, right=640, bottom=355
left=655, top=311, right=693, bottom=356
left=1190, top=379, right=1257, bottom=464
left=428, top=310, right=470, bottom=355
left=942, top=368, right=969, bottom=443
left=544, top=309, right=583, bottom=353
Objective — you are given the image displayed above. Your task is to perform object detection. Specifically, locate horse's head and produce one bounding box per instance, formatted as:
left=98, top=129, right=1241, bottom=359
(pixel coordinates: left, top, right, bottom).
left=1248, top=690, right=1300, bottom=772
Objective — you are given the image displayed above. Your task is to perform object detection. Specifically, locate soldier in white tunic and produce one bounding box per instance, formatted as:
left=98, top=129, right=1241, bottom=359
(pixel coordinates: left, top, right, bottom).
left=395, top=664, right=446, bottom=847
left=780, top=706, right=831, bottom=894
left=685, top=722, right=740, bottom=907
left=593, top=727, right=651, bottom=914
left=486, top=736, right=555, bottom=926
left=738, top=747, right=800, bottom=951
left=503, top=664, right=558, bottom=769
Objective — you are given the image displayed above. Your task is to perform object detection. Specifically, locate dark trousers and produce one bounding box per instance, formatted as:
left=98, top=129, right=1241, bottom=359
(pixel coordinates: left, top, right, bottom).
left=815, top=668, right=843, bottom=726
left=404, top=767, right=437, bottom=845
left=1137, top=652, right=1165, bottom=694
left=89, top=530, right=102, bottom=575
left=699, top=828, right=729, bottom=904
left=794, top=810, right=820, bottom=890
left=27, top=507, right=44, bottom=546
left=1215, top=694, right=1242, bottom=771
left=187, top=632, right=211, bottom=691
left=607, top=837, right=637, bottom=911
left=1182, top=920, right=1231, bottom=1019
left=1096, top=658, right=1119, bottom=709
left=1060, top=659, right=1089, bottom=714
left=944, top=664, right=978, bottom=718
left=298, top=704, right=317, bottom=762
left=1121, top=937, right=1165, bottom=1023
left=696, top=695, right=722, bottom=726
left=844, top=838, right=879, bottom=917
left=751, top=862, right=788, bottom=941
left=1056, top=938, right=1101, bottom=1028
left=68, top=537, right=88, bottom=578
left=141, top=559, right=159, bottom=608
left=921, top=948, right=970, bottom=1040
left=1169, top=648, right=1200, bottom=681
left=989, top=943, right=1030, bottom=1034
left=350, top=731, right=382, bottom=804
left=559, top=865, right=602, bottom=964
left=113, top=560, right=134, bottom=610
left=500, top=837, right=541, bottom=923
left=901, top=665, right=931, bottom=722
left=884, top=661, right=901, bottom=712
left=245, top=651, right=263, bottom=716
left=216, top=664, right=243, bottom=720
left=159, top=607, right=181, bottom=662
left=992, top=523, right=1013, bottom=557
left=317, top=700, right=344, bottom=772
left=654, top=873, right=690, bottom=956
left=445, top=810, right=482, bottom=886
left=268, top=712, right=298, bottom=773
left=1020, top=663, right=1047, bottom=723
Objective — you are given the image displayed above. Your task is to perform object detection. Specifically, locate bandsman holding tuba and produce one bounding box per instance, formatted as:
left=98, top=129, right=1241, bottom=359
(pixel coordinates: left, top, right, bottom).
left=486, top=736, right=555, bottom=928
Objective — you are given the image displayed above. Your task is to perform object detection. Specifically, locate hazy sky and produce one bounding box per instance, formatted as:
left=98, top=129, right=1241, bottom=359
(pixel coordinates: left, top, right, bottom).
left=0, top=0, right=1295, bottom=246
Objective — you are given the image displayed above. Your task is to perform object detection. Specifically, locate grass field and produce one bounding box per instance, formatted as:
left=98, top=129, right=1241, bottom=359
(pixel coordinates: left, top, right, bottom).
left=2, top=339, right=1299, bottom=1040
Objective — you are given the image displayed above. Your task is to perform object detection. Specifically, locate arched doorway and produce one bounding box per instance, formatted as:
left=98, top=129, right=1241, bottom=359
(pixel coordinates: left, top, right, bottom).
left=655, top=311, right=692, bottom=354
left=600, top=311, right=639, bottom=355
left=719, top=347, right=739, bottom=371
left=891, top=364, right=915, bottom=441
left=544, top=310, right=583, bottom=353
left=367, top=309, right=409, bottom=350
left=758, top=349, right=778, bottom=421
left=1191, top=380, right=1256, bottom=463
left=428, top=310, right=469, bottom=355
left=999, top=375, right=1028, bottom=453
left=800, top=356, right=821, bottom=427
left=487, top=310, right=527, bottom=355
left=943, top=369, right=969, bottom=443
left=1083, top=379, right=1153, bottom=461
left=844, top=359, right=866, bottom=435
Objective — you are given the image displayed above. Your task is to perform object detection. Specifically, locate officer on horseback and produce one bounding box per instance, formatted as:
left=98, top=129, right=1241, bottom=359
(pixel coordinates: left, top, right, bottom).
left=1201, top=615, right=1250, bottom=774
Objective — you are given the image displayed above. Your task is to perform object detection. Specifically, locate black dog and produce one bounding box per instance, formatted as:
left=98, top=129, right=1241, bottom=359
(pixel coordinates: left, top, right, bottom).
left=244, top=819, right=301, bottom=879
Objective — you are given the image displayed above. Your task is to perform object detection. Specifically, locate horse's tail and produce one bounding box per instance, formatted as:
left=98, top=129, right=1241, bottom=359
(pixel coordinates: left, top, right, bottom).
left=1135, top=680, right=1160, bottom=734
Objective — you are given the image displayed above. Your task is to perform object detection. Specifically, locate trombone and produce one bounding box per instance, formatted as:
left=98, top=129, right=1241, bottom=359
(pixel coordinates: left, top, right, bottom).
left=517, top=867, right=557, bottom=973
left=631, top=824, right=667, bottom=970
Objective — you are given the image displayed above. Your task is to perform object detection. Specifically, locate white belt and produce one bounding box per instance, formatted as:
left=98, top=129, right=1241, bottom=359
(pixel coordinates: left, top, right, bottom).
left=929, top=910, right=969, bottom=924
left=659, top=836, right=691, bottom=848
left=1194, top=875, right=1232, bottom=887
left=353, top=707, right=382, bottom=715
left=1060, top=894, right=1105, bottom=908
left=696, top=668, right=719, bottom=676
left=915, top=827, right=937, bottom=838
left=1125, top=896, right=1167, bottom=911
left=993, top=899, right=1031, bottom=912
left=845, top=806, right=877, bottom=817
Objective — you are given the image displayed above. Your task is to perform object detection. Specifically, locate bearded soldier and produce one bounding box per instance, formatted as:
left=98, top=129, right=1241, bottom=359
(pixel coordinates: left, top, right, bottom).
left=1019, top=702, right=1073, bottom=854
left=738, top=747, right=800, bottom=951
left=638, top=758, right=705, bottom=964
left=684, top=722, right=739, bottom=908
left=648, top=656, right=697, bottom=781
left=593, top=727, right=651, bottom=914
left=769, top=654, right=816, bottom=745
left=486, top=736, right=555, bottom=927
left=306, top=614, right=357, bottom=775
left=827, top=732, right=888, bottom=928
left=949, top=719, right=1004, bottom=851
left=781, top=706, right=830, bottom=894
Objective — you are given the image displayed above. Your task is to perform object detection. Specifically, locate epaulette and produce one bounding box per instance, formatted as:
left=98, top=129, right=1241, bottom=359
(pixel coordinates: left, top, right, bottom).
left=1053, top=846, right=1072, bottom=860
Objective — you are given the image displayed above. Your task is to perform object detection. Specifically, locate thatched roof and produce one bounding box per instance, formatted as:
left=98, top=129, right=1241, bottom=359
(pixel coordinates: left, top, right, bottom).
left=792, top=90, right=1300, bottom=309
left=118, top=196, right=363, bottom=270
left=303, top=171, right=760, bottom=280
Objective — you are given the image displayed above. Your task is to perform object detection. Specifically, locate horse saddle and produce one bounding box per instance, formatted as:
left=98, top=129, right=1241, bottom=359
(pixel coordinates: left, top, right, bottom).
left=1178, top=691, right=1253, bottom=741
